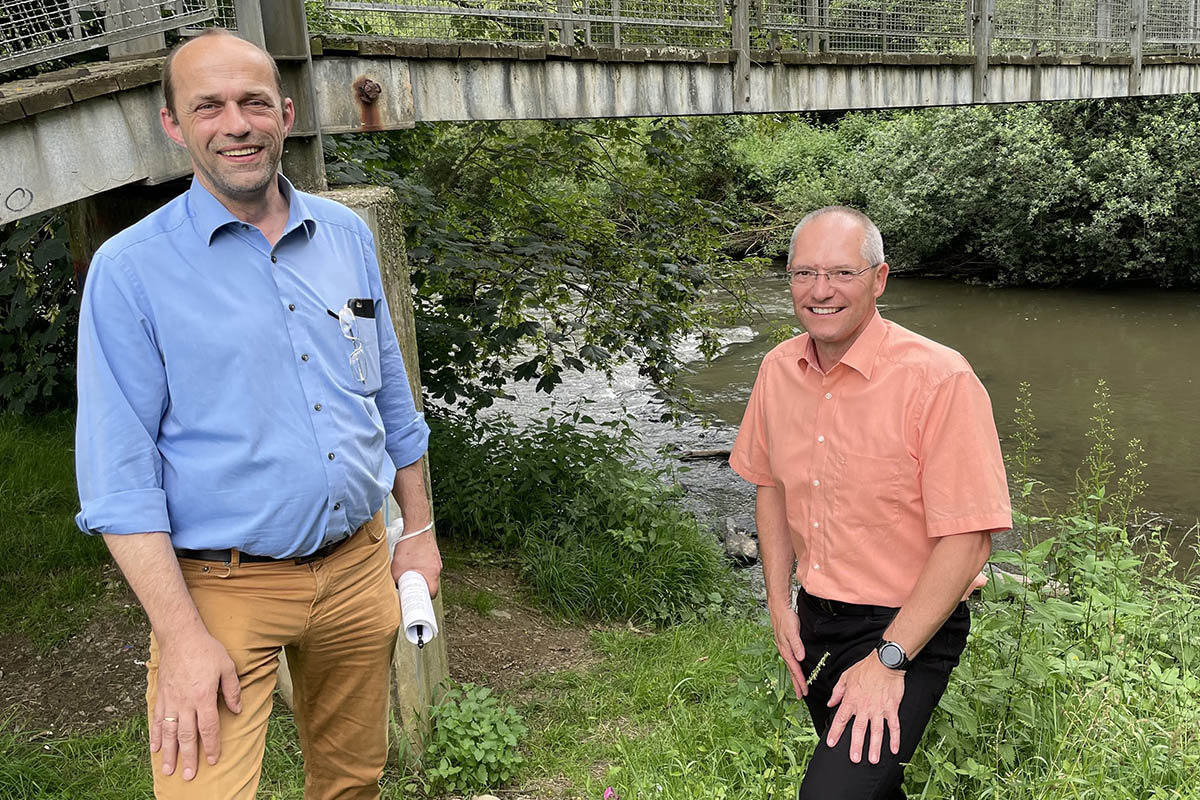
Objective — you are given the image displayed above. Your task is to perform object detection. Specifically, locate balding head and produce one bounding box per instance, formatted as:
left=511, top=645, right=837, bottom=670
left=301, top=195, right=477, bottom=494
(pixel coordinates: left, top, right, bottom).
left=161, top=29, right=282, bottom=119
left=787, top=206, right=885, bottom=269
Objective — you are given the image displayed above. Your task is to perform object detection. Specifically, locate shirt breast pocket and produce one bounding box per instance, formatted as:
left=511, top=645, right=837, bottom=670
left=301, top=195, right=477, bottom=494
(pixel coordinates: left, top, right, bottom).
left=334, top=302, right=382, bottom=395
left=832, top=451, right=903, bottom=531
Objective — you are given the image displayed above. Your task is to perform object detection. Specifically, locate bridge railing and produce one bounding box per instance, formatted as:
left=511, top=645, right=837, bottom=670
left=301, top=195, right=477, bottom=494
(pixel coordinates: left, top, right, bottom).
left=0, top=0, right=227, bottom=75
left=320, top=0, right=728, bottom=48
left=4, top=0, right=1200, bottom=79
left=758, top=0, right=970, bottom=54
left=314, top=0, right=1200, bottom=54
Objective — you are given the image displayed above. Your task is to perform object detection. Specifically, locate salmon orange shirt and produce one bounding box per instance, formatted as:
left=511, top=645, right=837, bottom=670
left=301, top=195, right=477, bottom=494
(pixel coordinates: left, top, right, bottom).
left=730, top=311, right=1012, bottom=608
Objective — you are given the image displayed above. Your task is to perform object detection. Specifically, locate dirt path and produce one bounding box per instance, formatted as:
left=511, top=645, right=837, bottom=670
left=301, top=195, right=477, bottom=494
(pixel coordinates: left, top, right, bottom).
left=0, top=557, right=595, bottom=737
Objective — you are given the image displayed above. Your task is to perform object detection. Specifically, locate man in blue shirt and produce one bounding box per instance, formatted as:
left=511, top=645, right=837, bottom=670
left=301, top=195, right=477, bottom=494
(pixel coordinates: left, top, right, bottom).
left=74, top=29, right=439, bottom=799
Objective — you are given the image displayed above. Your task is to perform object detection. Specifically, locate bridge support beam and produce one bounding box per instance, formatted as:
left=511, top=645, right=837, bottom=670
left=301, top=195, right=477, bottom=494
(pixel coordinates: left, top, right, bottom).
left=1131, top=0, right=1146, bottom=95
left=244, top=0, right=328, bottom=192
left=972, top=0, right=994, bottom=102
left=732, top=0, right=751, bottom=112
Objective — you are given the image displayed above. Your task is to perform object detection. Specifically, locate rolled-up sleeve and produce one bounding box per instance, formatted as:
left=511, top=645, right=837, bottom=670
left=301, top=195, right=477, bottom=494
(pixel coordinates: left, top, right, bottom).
left=363, top=231, right=429, bottom=470
left=74, top=253, right=171, bottom=535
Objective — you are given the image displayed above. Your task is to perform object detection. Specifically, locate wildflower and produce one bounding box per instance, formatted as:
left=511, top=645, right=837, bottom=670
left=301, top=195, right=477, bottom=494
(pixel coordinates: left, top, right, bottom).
left=604, top=788, right=619, bottom=800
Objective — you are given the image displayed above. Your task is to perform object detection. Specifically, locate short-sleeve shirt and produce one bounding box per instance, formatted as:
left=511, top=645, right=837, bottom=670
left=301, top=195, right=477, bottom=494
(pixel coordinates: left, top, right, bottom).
left=729, top=311, right=1011, bottom=607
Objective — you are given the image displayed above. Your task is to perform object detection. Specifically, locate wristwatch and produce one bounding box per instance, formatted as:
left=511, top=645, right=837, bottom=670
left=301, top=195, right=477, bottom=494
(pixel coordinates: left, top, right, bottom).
left=876, top=639, right=910, bottom=670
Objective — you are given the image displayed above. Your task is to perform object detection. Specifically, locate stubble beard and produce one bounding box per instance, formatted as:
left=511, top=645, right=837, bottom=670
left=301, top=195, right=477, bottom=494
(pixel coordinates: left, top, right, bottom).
left=198, top=145, right=281, bottom=203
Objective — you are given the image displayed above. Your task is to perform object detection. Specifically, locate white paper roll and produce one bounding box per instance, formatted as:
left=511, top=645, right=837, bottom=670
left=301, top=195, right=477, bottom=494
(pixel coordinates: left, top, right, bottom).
left=398, top=569, right=438, bottom=648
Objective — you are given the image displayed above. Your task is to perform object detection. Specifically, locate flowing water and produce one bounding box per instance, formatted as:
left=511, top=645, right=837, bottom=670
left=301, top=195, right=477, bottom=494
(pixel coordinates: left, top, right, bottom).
left=682, top=274, right=1200, bottom=561
left=498, top=274, right=1200, bottom=569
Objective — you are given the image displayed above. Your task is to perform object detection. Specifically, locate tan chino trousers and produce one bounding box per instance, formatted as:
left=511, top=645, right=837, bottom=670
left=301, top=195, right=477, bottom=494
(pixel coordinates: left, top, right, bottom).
left=146, top=512, right=401, bottom=800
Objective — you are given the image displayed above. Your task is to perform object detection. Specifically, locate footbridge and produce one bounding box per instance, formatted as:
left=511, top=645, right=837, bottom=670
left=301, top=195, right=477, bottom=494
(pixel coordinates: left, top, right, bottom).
left=5, top=0, right=1200, bottom=222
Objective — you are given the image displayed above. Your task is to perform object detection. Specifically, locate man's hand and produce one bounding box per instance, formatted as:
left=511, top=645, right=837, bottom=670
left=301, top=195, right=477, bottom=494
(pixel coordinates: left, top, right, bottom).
left=392, top=529, right=442, bottom=598
left=825, top=653, right=905, bottom=764
left=768, top=605, right=809, bottom=699
left=150, top=627, right=241, bottom=781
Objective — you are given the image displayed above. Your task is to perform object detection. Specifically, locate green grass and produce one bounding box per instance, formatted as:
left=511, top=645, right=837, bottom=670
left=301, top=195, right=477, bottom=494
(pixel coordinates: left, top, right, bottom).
left=0, top=412, right=116, bottom=649
left=442, top=584, right=500, bottom=617
left=0, top=703, right=420, bottom=799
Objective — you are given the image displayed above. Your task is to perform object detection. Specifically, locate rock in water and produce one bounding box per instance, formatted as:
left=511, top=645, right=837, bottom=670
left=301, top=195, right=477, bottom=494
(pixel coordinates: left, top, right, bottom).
left=723, top=517, right=759, bottom=565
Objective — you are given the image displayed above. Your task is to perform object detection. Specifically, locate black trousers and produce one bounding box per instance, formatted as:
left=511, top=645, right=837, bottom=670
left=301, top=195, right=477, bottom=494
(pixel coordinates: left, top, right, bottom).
left=795, top=588, right=970, bottom=800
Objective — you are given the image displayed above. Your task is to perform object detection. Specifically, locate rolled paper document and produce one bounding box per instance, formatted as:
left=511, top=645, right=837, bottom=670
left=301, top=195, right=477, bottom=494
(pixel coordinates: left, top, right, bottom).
left=398, top=569, right=438, bottom=648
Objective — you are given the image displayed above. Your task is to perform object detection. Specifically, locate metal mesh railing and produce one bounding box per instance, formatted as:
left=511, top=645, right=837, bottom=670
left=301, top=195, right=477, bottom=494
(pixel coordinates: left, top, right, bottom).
left=7, top=0, right=1200, bottom=78
left=0, top=0, right=218, bottom=74
left=319, top=0, right=725, bottom=46
left=993, top=0, right=1132, bottom=54
left=759, top=0, right=970, bottom=54
left=1146, top=0, right=1200, bottom=50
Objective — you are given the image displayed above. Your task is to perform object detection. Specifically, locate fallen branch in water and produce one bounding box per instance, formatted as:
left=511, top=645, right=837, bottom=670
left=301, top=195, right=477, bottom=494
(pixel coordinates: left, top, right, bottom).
left=678, top=449, right=732, bottom=461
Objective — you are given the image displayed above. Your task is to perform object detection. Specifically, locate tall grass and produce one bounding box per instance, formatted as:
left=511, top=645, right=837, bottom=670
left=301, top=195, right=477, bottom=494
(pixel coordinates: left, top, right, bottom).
left=0, top=412, right=115, bottom=648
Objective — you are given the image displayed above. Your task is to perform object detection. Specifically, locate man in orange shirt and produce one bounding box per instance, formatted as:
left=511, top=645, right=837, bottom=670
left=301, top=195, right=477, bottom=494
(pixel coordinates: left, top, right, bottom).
left=730, top=206, right=1011, bottom=799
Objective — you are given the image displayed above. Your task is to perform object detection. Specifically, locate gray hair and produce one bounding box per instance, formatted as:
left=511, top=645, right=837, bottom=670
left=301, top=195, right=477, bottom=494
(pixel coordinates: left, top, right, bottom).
left=786, top=206, right=885, bottom=267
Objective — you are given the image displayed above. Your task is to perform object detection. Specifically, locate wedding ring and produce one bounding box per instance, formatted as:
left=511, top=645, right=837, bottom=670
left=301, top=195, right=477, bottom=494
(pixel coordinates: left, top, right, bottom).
left=162, top=716, right=177, bottom=723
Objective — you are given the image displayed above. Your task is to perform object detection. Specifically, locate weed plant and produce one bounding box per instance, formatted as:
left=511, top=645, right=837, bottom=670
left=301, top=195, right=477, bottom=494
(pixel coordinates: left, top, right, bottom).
left=419, top=682, right=526, bottom=796
left=428, top=407, right=737, bottom=625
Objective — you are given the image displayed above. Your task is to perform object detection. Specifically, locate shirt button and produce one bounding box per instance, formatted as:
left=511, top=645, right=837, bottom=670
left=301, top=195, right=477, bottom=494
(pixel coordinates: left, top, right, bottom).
left=817, top=435, right=825, bottom=443
left=812, top=479, right=820, bottom=487
left=301, top=353, right=309, bottom=361
left=333, top=502, right=341, bottom=511
left=313, top=403, right=322, bottom=411
left=328, top=452, right=335, bottom=460
left=813, top=563, right=820, bottom=570
left=812, top=521, right=819, bottom=528
left=241, top=224, right=249, bottom=230
left=271, top=255, right=278, bottom=263
left=825, top=392, right=833, bottom=400
left=288, top=303, right=296, bottom=311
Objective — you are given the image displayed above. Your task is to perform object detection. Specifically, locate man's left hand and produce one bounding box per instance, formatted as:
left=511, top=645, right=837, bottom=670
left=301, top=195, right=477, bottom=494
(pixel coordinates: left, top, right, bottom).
left=825, top=653, right=906, bottom=764
left=391, top=529, right=442, bottom=597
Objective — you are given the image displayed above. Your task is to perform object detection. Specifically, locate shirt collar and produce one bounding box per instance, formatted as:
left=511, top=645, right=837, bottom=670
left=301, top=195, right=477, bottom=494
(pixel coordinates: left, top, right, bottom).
left=799, top=310, right=887, bottom=380
left=187, top=173, right=317, bottom=245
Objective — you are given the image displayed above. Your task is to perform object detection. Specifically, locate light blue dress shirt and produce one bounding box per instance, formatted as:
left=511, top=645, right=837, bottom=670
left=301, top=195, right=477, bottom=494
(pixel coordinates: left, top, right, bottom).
left=75, top=176, right=429, bottom=557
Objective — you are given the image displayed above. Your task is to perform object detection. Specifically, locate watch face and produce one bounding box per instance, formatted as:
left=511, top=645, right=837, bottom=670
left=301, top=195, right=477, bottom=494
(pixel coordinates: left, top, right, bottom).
left=879, top=642, right=905, bottom=668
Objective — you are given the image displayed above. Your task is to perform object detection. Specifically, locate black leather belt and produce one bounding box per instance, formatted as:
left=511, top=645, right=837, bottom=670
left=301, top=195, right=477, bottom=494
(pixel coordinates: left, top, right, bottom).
left=175, top=531, right=354, bottom=565
left=799, top=587, right=899, bottom=618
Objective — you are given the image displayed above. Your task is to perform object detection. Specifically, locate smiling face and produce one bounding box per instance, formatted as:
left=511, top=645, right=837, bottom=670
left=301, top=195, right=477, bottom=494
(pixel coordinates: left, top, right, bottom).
left=159, top=34, right=293, bottom=209
left=789, top=212, right=888, bottom=369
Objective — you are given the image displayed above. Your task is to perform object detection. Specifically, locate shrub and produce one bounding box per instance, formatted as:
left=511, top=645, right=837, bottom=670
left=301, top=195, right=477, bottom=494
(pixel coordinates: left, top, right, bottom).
left=428, top=407, right=737, bottom=625
left=421, top=682, right=527, bottom=796
left=0, top=213, right=78, bottom=414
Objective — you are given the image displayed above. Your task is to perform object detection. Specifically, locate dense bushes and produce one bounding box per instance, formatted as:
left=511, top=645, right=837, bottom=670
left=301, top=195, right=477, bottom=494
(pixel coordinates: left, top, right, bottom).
left=0, top=214, right=77, bottom=414
left=709, top=97, right=1200, bottom=287
left=427, top=407, right=737, bottom=624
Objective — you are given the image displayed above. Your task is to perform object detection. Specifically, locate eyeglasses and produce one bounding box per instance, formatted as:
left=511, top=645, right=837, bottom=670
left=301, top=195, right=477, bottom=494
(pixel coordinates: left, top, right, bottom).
left=336, top=306, right=367, bottom=384
left=786, top=264, right=881, bottom=285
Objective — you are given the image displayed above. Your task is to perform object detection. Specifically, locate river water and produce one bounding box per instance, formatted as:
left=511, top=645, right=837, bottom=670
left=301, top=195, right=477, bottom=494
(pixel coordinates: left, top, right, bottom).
left=499, top=274, right=1200, bottom=566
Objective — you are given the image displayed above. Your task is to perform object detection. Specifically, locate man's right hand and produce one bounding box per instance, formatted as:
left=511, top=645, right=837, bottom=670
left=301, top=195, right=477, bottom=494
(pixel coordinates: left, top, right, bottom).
left=769, top=604, right=809, bottom=699
left=150, top=628, right=242, bottom=781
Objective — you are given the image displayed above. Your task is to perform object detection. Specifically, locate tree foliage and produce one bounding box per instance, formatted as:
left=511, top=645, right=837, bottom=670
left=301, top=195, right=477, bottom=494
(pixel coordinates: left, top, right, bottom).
left=718, top=97, right=1200, bottom=287
left=325, top=119, right=755, bottom=413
